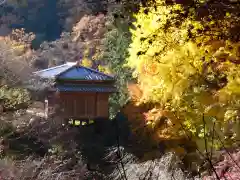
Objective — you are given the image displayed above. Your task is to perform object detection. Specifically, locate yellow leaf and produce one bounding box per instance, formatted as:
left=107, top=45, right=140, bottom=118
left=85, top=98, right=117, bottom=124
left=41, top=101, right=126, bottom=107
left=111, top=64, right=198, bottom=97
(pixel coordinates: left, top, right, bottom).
left=226, top=12, right=231, bottom=17
left=81, top=58, right=93, bottom=68
left=89, top=119, right=94, bottom=124
left=75, top=120, right=81, bottom=126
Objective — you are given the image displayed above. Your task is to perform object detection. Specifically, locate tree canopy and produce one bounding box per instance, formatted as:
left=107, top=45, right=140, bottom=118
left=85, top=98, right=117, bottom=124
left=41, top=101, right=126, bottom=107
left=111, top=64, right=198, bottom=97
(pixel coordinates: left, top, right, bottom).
left=125, top=0, right=240, bottom=150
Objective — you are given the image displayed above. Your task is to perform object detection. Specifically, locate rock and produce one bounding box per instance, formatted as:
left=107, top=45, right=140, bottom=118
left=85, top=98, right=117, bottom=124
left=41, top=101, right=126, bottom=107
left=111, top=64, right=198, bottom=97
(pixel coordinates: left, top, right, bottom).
left=28, top=117, right=42, bottom=127
left=26, top=101, right=46, bottom=118
left=29, top=117, right=36, bottom=125
left=26, top=108, right=45, bottom=118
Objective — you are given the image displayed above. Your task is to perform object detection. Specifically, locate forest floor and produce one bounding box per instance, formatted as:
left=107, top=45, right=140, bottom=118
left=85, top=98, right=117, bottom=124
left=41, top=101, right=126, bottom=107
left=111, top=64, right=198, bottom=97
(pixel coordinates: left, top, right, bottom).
left=0, top=102, right=193, bottom=180
left=0, top=101, right=239, bottom=180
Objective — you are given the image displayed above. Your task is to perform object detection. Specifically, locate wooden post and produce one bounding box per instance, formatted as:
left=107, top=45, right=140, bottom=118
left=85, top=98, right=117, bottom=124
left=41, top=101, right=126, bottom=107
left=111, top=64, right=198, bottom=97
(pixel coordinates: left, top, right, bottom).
left=44, top=98, right=49, bottom=119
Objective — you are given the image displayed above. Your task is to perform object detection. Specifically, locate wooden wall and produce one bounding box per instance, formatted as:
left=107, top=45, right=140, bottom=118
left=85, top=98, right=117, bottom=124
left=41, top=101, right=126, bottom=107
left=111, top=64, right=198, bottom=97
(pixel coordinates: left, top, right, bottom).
left=56, top=92, right=110, bottom=119
left=96, top=93, right=109, bottom=118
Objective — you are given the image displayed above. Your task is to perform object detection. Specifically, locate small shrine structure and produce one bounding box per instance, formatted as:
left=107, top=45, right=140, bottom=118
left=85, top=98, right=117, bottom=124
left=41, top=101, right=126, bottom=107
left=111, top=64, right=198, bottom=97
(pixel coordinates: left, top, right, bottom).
left=33, top=62, right=116, bottom=121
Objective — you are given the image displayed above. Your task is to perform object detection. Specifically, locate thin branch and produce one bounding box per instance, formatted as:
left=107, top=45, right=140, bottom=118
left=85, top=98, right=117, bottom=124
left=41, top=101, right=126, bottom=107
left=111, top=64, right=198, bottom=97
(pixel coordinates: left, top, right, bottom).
left=210, top=122, right=216, bottom=162
left=173, top=111, right=221, bottom=180
left=214, top=130, right=240, bottom=171
left=203, top=114, right=208, bottom=155
left=114, top=119, right=128, bottom=180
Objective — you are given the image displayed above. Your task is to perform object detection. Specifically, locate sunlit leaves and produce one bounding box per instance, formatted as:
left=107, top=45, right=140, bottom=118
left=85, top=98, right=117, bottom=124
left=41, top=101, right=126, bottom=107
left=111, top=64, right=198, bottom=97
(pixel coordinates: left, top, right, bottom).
left=81, top=58, right=93, bottom=68
left=125, top=0, right=240, bottom=150
left=0, top=85, right=30, bottom=110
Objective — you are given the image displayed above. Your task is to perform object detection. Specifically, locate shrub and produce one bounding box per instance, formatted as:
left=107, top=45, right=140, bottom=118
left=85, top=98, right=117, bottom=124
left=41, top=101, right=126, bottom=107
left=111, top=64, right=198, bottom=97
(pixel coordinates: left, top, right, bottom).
left=0, top=85, right=30, bottom=111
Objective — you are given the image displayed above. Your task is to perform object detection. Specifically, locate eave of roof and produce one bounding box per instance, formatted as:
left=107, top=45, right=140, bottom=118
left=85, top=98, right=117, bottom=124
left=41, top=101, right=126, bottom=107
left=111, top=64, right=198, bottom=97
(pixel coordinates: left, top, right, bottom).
left=55, top=86, right=116, bottom=93
left=52, top=83, right=116, bottom=92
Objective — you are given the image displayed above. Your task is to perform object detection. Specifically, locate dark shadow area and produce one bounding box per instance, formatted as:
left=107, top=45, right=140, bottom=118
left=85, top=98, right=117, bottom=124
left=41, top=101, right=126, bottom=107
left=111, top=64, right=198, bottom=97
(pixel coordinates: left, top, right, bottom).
left=73, top=113, right=131, bottom=165
left=0, top=0, right=109, bottom=49
left=0, top=121, right=49, bottom=159
left=70, top=112, right=169, bottom=173
left=15, top=0, right=62, bottom=48
left=6, top=131, right=49, bottom=159
left=0, top=1, right=63, bottom=48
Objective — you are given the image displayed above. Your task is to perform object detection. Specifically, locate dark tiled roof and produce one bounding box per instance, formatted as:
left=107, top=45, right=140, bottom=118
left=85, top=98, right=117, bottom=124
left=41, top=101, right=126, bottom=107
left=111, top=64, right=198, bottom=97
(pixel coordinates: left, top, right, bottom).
left=33, top=62, right=114, bottom=81
left=58, top=66, right=113, bottom=81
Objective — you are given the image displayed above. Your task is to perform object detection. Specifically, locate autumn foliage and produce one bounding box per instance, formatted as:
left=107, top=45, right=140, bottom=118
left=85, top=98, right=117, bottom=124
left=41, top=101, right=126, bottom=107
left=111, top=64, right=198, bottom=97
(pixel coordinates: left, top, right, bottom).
left=124, top=0, right=240, bottom=152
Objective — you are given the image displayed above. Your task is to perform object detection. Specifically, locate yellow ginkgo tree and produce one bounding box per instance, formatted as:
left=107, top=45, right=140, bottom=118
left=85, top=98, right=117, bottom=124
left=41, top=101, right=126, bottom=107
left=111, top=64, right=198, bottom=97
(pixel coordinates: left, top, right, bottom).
left=126, top=0, right=240, bottom=151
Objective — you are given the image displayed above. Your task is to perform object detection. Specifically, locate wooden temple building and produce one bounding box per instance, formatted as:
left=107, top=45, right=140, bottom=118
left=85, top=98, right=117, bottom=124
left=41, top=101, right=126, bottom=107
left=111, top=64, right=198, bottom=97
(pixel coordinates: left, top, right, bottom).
left=33, top=62, right=116, bottom=122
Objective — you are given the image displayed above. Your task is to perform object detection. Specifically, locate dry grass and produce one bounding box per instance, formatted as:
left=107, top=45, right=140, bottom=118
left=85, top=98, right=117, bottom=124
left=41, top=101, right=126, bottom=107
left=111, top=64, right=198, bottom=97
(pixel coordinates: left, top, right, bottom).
left=0, top=156, right=89, bottom=180
left=0, top=112, right=104, bottom=180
